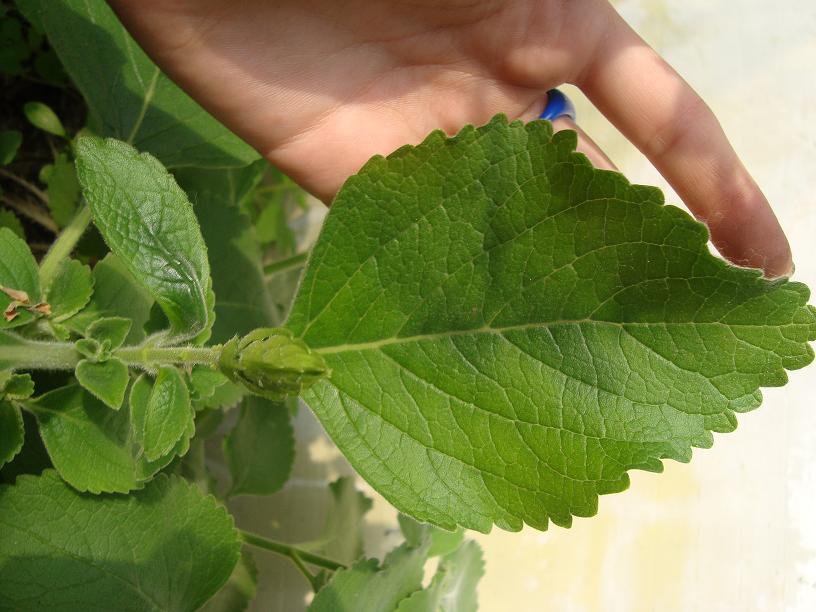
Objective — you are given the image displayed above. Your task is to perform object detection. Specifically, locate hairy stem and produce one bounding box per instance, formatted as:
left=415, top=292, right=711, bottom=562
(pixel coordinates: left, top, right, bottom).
left=263, top=250, right=309, bottom=277
left=238, top=530, right=346, bottom=572
left=0, top=167, right=49, bottom=205
left=38, top=203, right=92, bottom=287
left=115, top=344, right=221, bottom=367
left=1, top=334, right=221, bottom=371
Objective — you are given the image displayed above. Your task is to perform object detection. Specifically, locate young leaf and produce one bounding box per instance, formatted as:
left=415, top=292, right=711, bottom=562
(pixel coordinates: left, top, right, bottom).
left=66, top=252, right=153, bottom=343
left=0, top=129, right=22, bottom=165
left=309, top=542, right=429, bottom=612
left=25, top=0, right=257, bottom=168
left=140, top=366, right=193, bottom=462
left=27, top=384, right=191, bottom=493
left=0, top=400, right=24, bottom=468
left=44, top=258, right=92, bottom=321
left=75, top=136, right=212, bottom=339
left=75, top=358, right=129, bottom=410
left=86, top=316, right=132, bottom=349
left=39, top=152, right=80, bottom=226
left=396, top=541, right=484, bottom=612
left=23, top=100, right=65, bottom=136
left=287, top=116, right=816, bottom=533
left=1, top=372, right=35, bottom=400
left=0, top=227, right=40, bottom=328
left=398, top=514, right=464, bottom=559
left=0, top=470, right=240, bottom=612
left=223, top=396, right=294, bottom=497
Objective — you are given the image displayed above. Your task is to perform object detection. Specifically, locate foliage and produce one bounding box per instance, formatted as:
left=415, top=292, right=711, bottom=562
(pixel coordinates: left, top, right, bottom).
left=0, top=0, right=813, bottom=610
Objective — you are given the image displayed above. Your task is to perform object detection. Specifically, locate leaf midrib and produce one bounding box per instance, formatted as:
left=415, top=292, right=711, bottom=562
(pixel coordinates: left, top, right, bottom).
left=311, top=319, right=805, bottom=355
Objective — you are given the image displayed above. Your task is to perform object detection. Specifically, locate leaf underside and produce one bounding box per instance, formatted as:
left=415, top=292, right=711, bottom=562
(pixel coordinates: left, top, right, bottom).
left=287, top=116, right=816, bottom=533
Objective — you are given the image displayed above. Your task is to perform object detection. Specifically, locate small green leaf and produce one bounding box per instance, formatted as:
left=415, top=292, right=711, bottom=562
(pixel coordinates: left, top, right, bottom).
left=200, top=551, right=258, bottom=612
left=0, top=371, right=35, bottom=400
left=188, top=365, right=228, bottom=403
left=398, top=514, right=464, bottom=559
left=40, top=152, right=80, bottom=226
left=23, top=100, right=66, bottom=137
left=0, top=227, right=40, bottom=329
left=27, top=385, right=191, bottom=493
left=141, top=366, right=193, bottom=461
left=28, top=0, right=257, bottom=167
left=0, top=130, right=22, bottom=165
left=395, top=541, right=484, bottom=612
left=86, top=316, right=131, bottom=349
left=74, top=337, right=99, bottom=359
left=309, top=542, right=430, bottom=612
left=75, top=136, right=212, bottom=340
left=0, top=209, right=24, bottom=238
left=75, top=358, right=129, bottom=410
left=0, top=400, right=24, bottom=468
left=44, top=258, right=92, bottom=320
left=0, top=470, right=241, bottom=611
left=289, top=117, right=816, bottom=533
left=224, top=396, right=294, bottom=497
left=66, top=253, right=153, bottom=343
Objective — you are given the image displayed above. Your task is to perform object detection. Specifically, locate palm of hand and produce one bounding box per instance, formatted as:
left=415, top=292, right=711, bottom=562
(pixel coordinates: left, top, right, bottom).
left=111, top=0, right=792, bottom=277
left=113, top=0, right=600, bottom=198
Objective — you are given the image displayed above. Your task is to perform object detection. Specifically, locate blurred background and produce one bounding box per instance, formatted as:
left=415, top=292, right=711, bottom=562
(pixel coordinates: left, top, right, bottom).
left=232, top=0, right=816, bottom=610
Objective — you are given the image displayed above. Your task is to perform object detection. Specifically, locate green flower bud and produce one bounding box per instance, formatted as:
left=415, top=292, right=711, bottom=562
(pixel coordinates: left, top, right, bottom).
left=218, top=328, right=328, bottom=399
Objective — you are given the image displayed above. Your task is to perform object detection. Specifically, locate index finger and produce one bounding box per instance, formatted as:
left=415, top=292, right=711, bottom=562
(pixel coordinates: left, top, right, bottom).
left=577, top=6, right=792, bottom=278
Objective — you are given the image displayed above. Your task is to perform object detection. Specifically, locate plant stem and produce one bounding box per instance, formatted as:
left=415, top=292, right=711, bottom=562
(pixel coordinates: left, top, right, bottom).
left=115, top=344, right=221, bottom=367
left=1, top=334, right=221, bottom=371
left=264, top=251, right=309, bottom=277
left=2, top=195, right=58, bottom=233
left=238, top=530, right=346, bottom=572
left=290, top=550, right=321, bottom=591
left=0, top=167, right=49, bottom=205
left=39, top=203, right=92, bottom=287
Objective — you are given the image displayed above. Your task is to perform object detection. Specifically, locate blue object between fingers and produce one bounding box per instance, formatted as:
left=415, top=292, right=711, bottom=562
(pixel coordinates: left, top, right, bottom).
left=539, top=89, right=577, bottom=122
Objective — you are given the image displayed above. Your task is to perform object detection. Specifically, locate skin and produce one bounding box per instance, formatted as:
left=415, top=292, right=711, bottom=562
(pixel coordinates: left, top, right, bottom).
left=108, top=0, right=793, bottom=277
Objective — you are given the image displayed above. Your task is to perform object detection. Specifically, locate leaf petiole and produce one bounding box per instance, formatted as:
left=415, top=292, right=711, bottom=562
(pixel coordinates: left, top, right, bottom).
left=238, top=529, right=346, bottom=572
left=38, top=203, right=92, bottom=287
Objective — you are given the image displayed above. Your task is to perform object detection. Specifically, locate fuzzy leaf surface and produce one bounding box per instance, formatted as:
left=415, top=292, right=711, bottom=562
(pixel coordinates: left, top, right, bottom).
left=75, top=136, right=212, bottom=339
left=27, top=385, right=192, bottom=493
left=24, top=0, right=257, bottom=168
left=45, top=258, right=92, bottom=321
left=288, top=117, right=816, bottom=532
left=0, top=227, right=39, bottom=329
left=0, top=400, right=24, bottom=468
left=141, top=366, right=193, bottom=462
left=75, top=358, right=129, bottom=410
left=0, top=470, right=240, bottom=611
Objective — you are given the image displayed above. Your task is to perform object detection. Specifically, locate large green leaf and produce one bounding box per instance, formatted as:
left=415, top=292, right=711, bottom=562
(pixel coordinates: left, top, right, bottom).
left=0, top=470, right=240, bottom=611
left=75, top=136, right=212, bottom=339
left=396, top=541, right=484, bottom=612
left=178, top=163, right=278, bottom=342
left=26, top=385, right=192, bottom=493
left=21, top=0, right=257, bottom=168
left=287, top=116, right=816, bottom=533
left=223, top=396, right=294, bottom=497
left=138, top=366, right=193, bottom=462
left=309, top=542, right=429, bottom=612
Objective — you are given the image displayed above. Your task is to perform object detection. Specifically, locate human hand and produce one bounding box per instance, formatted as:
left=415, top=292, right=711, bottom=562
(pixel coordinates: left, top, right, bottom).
left=108, top=0, right=792, bottom=277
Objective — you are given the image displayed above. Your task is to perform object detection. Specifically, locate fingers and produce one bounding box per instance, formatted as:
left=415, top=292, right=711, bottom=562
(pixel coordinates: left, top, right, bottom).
left=577, top=6, right=792, bottom=278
